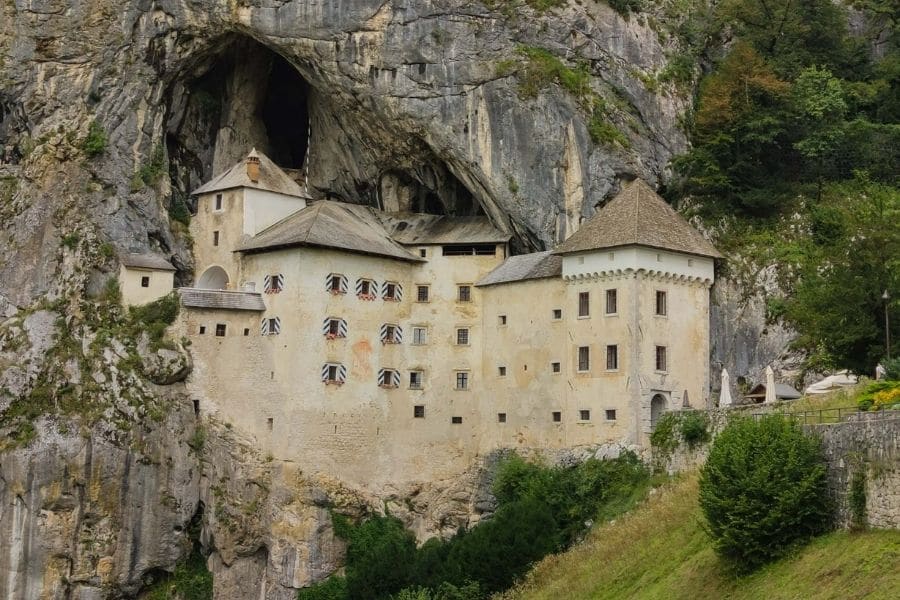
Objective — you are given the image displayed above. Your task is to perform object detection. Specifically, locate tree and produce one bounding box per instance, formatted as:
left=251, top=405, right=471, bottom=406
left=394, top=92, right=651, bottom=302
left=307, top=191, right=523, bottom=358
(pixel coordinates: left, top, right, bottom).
left=699, top=415, right=831, bottom=572
left=791, top=67, right=847, bottom=197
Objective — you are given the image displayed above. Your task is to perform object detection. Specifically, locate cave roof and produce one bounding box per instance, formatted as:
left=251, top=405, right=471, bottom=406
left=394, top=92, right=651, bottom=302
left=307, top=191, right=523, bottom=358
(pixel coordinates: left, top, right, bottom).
left=236, top=201, right=426, bottom=262
left=377, top=213, right=511, bottom=245
left=476, top=251, right=562, bottom=287
left=121, top=253, right=176, bottom=271
left=191, top=149, right=309, bottom=199
left=552, top=179, right=721, bottom=258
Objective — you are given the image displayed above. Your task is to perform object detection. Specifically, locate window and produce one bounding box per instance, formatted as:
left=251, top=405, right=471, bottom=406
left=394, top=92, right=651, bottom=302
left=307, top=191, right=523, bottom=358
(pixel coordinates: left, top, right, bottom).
left=552, top=309, right=562, bottom=320
left=456, top=328, right=470, bottom=345
left=455, top=371, right=469, bottom=390
left=326, top=273, right=347, bottom=294
left=419, top=248, right=427, bottom=258
left=578, top=291, right=590, bottom=317
left=655, top=346, right=667, bottom=372
left=323, top=317, right=347, bottom=339
left=552, top=411, right=562, bottom=422
left=442, top=244, right=496, bottom=256
left=605, top=409, right=617, bottom=421
left=457, top=285, right=471, bottom=302
left=416, top=285, right=429, bottom=302
left=214, top=193, right=223, bottom=210
left=140, top=275, right=150, bottom=288
left=198, top=326, right=206, bottom=335
left=606, top=289, right=617, bottom=314
left=606, top=345, right=618, bottom=370
left=414, top=405, right=425, bottom=418
left=578, top=346, right=590, bottom=372
left=356, top=278, right=376, bottom=300
left=412, top=326, right=427, bottom=345
left=409, top=371, right=423, bottom=389
left=215, top=323, right=226, bottom=337
left=498, top=413, right=507, bottom=423
left=656, top=290, right=667, bottom=316
left=551, top=362, right=561, bottom=373
left=451, top=416, right=463, bottom=424
left=498, top=315, right=507, bottom=326
left=243, top=328, right=250, bottom=336
left=260, top=317, right=281, bottom=336
left=322, top=363, right=347, bottom=385
left=378, top=368, right=400, bottom=388
left=579, top=409, right=591, bottom=421
left=382, top=281, right=402, bottom=301
left=498, top=366, right=507, bottom=377
left=381, top=323, right=402, bottom=344
left=213, top=231, right=220, bottom=246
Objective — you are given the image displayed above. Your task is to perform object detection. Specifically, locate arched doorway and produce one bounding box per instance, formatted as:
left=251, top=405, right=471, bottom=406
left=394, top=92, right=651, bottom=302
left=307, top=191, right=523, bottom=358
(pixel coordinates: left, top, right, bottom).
left=650, top=394, right=667, bottom=429
left=197, top=266, right=229, bottom=290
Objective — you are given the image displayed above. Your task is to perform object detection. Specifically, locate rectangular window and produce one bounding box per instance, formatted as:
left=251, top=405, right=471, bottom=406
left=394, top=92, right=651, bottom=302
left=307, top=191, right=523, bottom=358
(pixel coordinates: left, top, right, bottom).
left=498, top=366, right=507, bottom=377
left=215, top=323, right=226, bottom=337
left=578, top=346, right=590, bottom=372
left=498, top=413, right=507, bottom=423
left=199, top=326, right=206, bottom=335
left=606, top=409, right=617, bottom=421
left=213, top=231, right=220, bottom=247
left=359, top=279, right=371, bottom=296
left=414, top=405, right=425, bottom=418
left=606, top=345, right=618, bottom=370
left=322, top=363, right=346, bottom=384
left=457, top=285, right=471, bottom=302
left=552, top=411, right=562, bottom=422
left=243, top=328, right=250, bottom=336
left=455, top=371, right=469, bottom=390
left=552, top=309, right=562, bottom=320
left=412, top=326, right=427, bottom=345
left=409, top=371, right=423, bottom=389
left=606, top=289, right=617, bottom=314
left=498, top=315, right=507, bottom=326
left=419, top=248, right=427, bottom=258
left=579, top=409, right=591, bottom=421
left=443, top=244, right=496, bottom=256
left=328, top=319, right=340, bottom=336
left=214, top=193, right=223, bottom=210
left=266, top=274, right=284, bottom=294
left=327, top=365, right=338, bottom=382
left=551, top=362, right=561, bottom=373
left=382, top=324, right=402, bottom=344
left=416, top=285, right=429, bottom=302
left=383, top=281, right=400, bottom=301
left=656, top=346, right=668, bottom=372
left=378, top=369, right=399, bottom=388
left=140, top=275, right=150, bottom=288
left=456, top=328, right=470, bottom=345
left=578, top=291, right=590, bottom=317
left=656, top=290, right=667, bottom=316
left=451, top=416, right=463, bottom=424
left=327, top=273, right=346, bottom=294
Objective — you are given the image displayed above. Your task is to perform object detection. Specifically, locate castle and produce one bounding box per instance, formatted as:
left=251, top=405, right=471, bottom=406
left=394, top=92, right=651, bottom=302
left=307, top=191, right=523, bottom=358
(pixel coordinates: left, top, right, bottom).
left=133, top=150, right=720, bottom=487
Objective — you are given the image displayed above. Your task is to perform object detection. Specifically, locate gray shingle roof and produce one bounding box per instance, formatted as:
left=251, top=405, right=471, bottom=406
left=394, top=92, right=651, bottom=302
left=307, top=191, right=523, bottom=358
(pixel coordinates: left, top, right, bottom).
left=553, top=179, right=721, bottom=258
left=121, top=253, right=176, bottom=271
left=476, top=251, right=562, bottom=287
left=236, top=201, right=425, bottom=262
left=745, top=383, right=803, bottom=400
left=191, top=149, right=309, bottom=198
left=378, top=213, right=511, bottom=245
left=178, top=288, right=267, bottom=311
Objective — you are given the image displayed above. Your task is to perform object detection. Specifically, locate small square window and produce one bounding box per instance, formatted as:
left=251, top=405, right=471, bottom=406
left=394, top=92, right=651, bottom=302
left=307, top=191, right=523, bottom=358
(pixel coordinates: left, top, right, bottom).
left=419, top=248, right=427, bottom=258
left=606, top=289, right=617, bottom=314
left=213, top=231, right=220, bottom=247
left=359, top=279, right=372, bottom=296
left=552, top=309, right=562, bottom=320
left=498, top=413, right=507, bottom=423
left=243, top=328, right=250, bottom=336
left=578, top=291, right=590, bottom=317
left=457, top=285, right=471, bottom=302
left=214, top=193, right=223, bottom=210
left=451, top=416, right=463, bottom=424
left=606, top=409, right=617, bottom=421
left=498, top=366, right=507, bottom=377
left=456, top=328, right=470, bottom=345
left=455, top=372, right=469, bottom=390
left=498, top=315, right=507, bottom=326
left=551, top=362, right=561, bottom=373
left=579, top=409, right=591, bottom=421
left=656, top=290, right=667, bottom=316
left=578, top=256, right=585, bottom=264
left=199, top=326, right=206, bottom=335
left=414, top=405, right=425, bottom=418
left=412, top=327, right=427, bottom=345
left=409, top=371, right=423, bottom=389
left=215, top=323, right=226, bottom=337
left=417, top=285, right=429, bottom=302
left=552, top=411, right=562, bottom=422
left=140, top=276, right=150, bottom=288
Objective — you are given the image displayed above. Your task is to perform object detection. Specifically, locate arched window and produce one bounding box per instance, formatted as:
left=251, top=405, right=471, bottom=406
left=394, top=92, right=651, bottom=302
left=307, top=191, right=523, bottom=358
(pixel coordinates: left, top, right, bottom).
left=650, top=394, right=667, bottom=429
left=197, top=266, right=229, bottom=290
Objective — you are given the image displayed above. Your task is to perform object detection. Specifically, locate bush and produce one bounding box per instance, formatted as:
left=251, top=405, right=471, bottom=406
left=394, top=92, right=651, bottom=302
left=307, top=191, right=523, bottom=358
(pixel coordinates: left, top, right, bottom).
left=699, top=415, right=831, bottom=571
left=857, top=380, right=900, bottom=411
left=882, top=356, right=900, bottom=380
left=679, top=411, right=711, bottom=449
left=82, top=120, right=107, bottom=158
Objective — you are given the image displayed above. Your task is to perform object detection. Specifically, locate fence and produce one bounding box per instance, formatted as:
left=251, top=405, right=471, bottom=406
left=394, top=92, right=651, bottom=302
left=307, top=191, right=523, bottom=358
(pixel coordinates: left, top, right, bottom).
left=750, top=405, right=898, bottom=425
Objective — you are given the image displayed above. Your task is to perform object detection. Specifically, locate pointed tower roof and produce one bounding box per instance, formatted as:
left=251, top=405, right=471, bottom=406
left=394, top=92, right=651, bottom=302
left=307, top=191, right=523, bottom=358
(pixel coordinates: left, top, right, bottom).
left=191, top=149, right=309, bottom=198
left=553, top=179, right=721, bottom=258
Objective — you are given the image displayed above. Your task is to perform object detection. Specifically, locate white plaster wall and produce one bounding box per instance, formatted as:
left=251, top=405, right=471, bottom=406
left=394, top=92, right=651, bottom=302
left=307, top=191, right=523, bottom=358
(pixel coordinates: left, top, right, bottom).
left=562, top=246, right=714, bottom=282
left=242, top=188, right=307, bottom=236
left=118, top=265, right=174, bottom=307
left=191, top=190, right=246, bottom=288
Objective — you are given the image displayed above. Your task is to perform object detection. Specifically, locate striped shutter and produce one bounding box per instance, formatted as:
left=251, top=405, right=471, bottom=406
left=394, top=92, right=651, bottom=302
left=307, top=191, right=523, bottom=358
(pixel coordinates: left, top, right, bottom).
left=260, top=318, right=269, bottom=335
left=340, top=275, right=348, bottom=293
left=380, top=323, right=402, bottom=343
left=321, top=363, right=347, bottom=383
left=264, top=274, right=284, bottom=293
left=261, top=317, right=281, bottom=335
left=395, top=283, right=402, bottom=301
left=263, top=274, right=271, bottom=291
left=355, top=278, right=377, bottom=295
left=338, top=364, right=347, bottom=382
left=379, top=323, right=388, bottom=343
left=322, top=317, right=349, bottom=338
left=325, top=274, right=349, bottom=293
left=381, top=281, right=403, bottom=301
left=393, top=325, right=402, bottom=343
left=378, top=369, right=401, bottom=387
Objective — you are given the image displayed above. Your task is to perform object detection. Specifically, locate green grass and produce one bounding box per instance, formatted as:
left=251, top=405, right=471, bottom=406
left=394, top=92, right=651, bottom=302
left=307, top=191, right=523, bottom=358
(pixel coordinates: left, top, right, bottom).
left=501, top=475, right=900, bottom=600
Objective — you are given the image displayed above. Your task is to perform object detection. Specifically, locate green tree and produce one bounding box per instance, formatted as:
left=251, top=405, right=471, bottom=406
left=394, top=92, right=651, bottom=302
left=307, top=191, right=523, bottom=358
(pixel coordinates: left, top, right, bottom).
left=699, top=415, right=831, bottom=572
left=791, top=67, right=847, bottom=196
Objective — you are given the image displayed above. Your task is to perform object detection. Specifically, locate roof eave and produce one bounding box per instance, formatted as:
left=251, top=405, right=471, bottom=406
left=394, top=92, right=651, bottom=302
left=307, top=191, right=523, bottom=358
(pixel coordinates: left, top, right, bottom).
left=552, top=242, right=721, bottom=260
left=236, top=240, right=426, bottom=263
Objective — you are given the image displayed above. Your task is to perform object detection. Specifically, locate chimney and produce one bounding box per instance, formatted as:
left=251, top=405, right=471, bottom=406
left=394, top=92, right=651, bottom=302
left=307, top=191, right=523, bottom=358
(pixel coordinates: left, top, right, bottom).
left=246, top=148, right=260, bottom=183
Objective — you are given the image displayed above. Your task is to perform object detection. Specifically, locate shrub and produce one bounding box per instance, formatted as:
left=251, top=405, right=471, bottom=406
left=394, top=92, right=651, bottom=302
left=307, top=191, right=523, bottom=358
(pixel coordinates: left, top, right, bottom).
left=699, top=415, right=831, bottom=571
left=82, top=120, right=107, bottom=158
left=587, top=113, right=629, bottom=147
left=882, top=356, right=900, bottom=380
left=849, top=468, right=867, bottom=530
left=857, top=380, right=900, bottom=410
left=679, top=411, right=711, bottom=449
left=298, top=577, right=348, bottom=600
left=606, top=0, right=642, bottom=17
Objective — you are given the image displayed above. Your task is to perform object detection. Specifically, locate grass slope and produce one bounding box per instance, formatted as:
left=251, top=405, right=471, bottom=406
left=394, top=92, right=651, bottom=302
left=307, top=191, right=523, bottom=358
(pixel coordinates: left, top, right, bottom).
left=502, top=475, right=900, bottom=600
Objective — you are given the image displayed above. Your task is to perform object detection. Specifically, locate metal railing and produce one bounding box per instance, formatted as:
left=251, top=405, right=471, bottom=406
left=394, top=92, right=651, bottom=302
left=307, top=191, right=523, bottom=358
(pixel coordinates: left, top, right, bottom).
left=751, top=405, right=898, bottom=425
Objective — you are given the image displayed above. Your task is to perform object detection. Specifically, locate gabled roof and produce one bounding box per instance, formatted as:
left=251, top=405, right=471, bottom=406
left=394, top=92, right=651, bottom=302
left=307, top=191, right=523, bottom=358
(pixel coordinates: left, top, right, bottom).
left=121, top=253, right=176, bottom=271
left=178, top=288, right=266, bottom=311
left=476, top=251, right=562, bottom=287
left=377, top=213, right=511, bottom=245
left=553, top=179, right=721, bottom=258
left=745, top=383, right=803, bottom=400
left=191, top=149, right=309, bottom=198
left=237, top=201, right=425, bottom=262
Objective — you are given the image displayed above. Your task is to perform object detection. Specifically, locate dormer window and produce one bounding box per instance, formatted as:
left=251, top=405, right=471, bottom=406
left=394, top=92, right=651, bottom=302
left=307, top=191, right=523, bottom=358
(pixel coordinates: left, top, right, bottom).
left=356, top=278, right=377, bottom=300
left=381, top=323, right=402, bottom=344
left=326, top=273, right=348, bottom=295
left=322, top=317, right=347, bottom=339
left=382, top=281, right=402, bottom=301
left=264, top=274, right=284, bottom=294
left=378, top=368, right=400, bottom=389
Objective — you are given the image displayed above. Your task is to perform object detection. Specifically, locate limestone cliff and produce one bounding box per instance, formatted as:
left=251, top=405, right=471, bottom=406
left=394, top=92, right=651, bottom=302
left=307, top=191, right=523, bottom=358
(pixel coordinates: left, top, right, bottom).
left=0, top=0, right=792, bottom=597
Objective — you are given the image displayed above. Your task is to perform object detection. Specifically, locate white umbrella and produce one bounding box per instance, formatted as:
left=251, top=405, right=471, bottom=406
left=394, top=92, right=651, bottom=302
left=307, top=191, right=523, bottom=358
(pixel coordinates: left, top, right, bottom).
left=764, top=366, right=777, bottom=404
left=720, top=368, right=733, bottom=407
